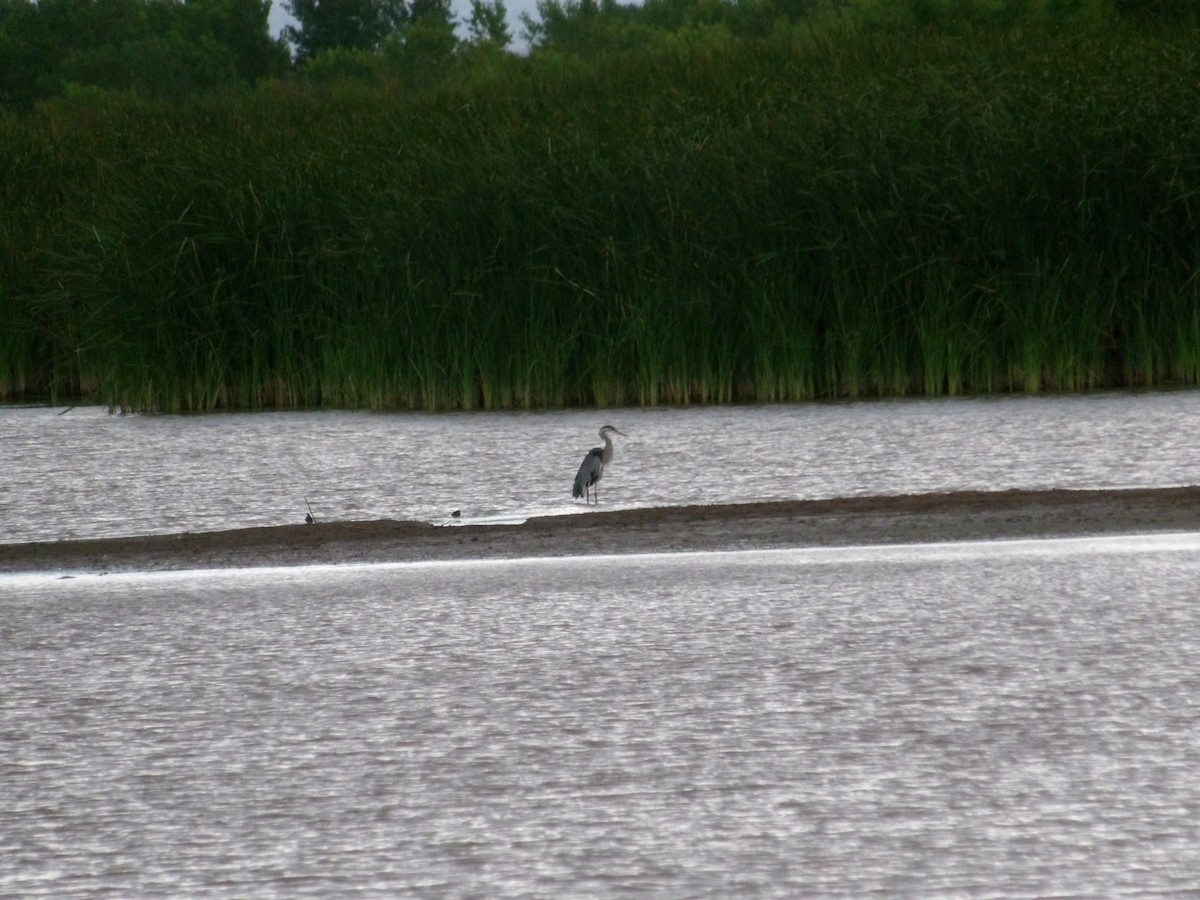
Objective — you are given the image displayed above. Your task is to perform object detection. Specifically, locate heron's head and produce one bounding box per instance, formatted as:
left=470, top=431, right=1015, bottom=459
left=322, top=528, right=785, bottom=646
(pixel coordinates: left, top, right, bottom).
left=599, top=425, right=627, bottom=438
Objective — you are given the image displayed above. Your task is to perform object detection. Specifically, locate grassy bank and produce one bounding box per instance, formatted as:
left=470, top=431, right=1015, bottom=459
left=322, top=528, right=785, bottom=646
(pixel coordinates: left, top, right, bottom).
left=2, top=16, right=1198, bottom=410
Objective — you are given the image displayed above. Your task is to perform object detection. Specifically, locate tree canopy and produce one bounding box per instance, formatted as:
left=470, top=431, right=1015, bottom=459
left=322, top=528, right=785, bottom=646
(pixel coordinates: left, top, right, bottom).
left=0, top=0, right=288, bottom=109
left=0, top=0, right=1192, bottom=111
left=282, top=0, right=408, bottom=61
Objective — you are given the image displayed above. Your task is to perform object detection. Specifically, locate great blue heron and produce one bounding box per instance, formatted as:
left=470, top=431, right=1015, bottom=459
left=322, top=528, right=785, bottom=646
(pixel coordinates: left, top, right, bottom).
left=572, top=425, right=627, bottom=504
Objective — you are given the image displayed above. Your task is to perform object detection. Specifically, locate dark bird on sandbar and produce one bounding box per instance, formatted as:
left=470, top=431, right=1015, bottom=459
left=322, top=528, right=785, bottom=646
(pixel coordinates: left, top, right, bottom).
left=572, top=425, right=627, bottom=505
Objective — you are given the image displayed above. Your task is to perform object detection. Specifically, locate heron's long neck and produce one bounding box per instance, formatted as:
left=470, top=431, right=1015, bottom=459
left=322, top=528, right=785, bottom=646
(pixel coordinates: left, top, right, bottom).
left=601, top=434, right=615, bottom=465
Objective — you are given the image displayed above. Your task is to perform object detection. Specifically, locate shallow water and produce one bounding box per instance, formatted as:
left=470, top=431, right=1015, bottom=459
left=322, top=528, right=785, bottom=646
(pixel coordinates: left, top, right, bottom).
left=6, top=393, right=1200, bottom=895
left=4, top=390, right=1200, bottom=543
left=4, top=535, right=1200, bottom=896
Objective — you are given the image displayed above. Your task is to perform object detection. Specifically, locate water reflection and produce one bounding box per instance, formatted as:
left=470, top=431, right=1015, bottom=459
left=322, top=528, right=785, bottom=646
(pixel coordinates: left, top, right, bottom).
left=3, top=391, right=1200, bottom=543
left=3, top=536, right=1200, bottom=896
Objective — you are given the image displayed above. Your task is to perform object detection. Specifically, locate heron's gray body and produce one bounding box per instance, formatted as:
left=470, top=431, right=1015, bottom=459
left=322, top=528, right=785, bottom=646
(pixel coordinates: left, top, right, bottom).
left=572, top=425, right=625, bottom=504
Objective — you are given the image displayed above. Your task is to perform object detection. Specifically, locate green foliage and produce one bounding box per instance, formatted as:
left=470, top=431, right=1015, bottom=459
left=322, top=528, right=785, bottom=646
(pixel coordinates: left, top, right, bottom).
left=289, top=0, right=460, bottom=87
left=294, top=46, right=389, bottom=84
left=0, top=0, right=286, bottom=110
left=184, top=0, right=292, bottom=83
left=1113, top=0, right=1199, bottom=21
left=2, top=12, right=1199, bottom=410
left=283, top=0, right=409, bottom=61
left=466, top=0, right=513, bottom=46
left=522, top=0, right=670, bottom=54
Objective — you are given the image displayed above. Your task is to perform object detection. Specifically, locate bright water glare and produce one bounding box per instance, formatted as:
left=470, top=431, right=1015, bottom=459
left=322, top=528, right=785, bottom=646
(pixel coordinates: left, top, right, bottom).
left=4, top=536, right=1200, bottom=896
left=4, top=391, right=1200, bottom=543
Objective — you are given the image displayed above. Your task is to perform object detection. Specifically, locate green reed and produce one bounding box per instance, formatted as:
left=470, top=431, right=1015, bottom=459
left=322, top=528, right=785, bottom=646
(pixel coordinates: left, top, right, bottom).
left=1, top=15, right=1198, bottom=411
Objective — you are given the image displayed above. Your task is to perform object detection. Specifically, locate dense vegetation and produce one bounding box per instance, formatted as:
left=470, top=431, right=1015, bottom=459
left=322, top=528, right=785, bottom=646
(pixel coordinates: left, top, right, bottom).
left=0, top=0, right=289, bottom=109
left=1, top=0, right=1198, bottom=410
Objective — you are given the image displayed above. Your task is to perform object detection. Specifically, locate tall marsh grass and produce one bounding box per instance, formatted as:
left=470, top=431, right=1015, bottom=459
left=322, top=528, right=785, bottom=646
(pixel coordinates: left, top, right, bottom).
left=1, top=17, right=1198, bottom=410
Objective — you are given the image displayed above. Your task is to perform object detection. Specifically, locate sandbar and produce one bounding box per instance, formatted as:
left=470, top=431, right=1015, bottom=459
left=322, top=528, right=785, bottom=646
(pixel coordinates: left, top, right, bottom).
left=2, top=486, right=1199, bottom=574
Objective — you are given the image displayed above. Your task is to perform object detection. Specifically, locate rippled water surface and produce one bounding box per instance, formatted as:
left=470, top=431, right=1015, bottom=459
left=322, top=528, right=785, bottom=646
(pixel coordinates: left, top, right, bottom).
left=4, top=390, right=1200, bottom=543
left=6, top=393, right=1200, bottom=895
left=4, top=537, right=1200, bottom=896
